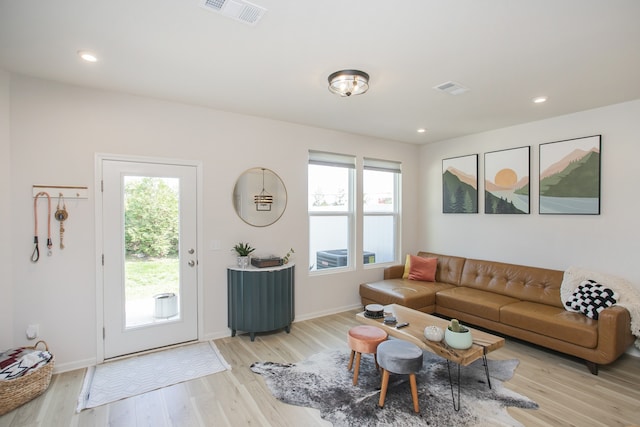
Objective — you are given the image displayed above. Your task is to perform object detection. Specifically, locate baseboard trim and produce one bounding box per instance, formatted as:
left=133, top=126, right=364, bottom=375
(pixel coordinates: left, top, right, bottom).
left=53, top=357, right=96, bottom=374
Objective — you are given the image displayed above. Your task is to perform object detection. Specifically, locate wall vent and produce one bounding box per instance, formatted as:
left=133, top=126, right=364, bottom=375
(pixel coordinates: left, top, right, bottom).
left=200, top=0, right=267, bottom=26
left=433, top=81, right=469, bottom=95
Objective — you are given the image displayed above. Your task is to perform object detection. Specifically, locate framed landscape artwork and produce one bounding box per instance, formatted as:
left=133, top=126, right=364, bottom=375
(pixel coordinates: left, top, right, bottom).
left=484, top=146, right=530, bottom=214
left=539, top=135, right=601, bottom=215
left=442, top=154, right=478, bottom=213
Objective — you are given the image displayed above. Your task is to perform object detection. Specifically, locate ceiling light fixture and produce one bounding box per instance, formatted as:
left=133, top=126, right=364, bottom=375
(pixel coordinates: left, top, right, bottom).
left=533, top=96, right=548, bottom=104
left=417, top=128, right=427, bottom=133
left=328, top=69, right=369, bottom=97
left=254, top=168, right=273, bottom=211
left=78, top=50, right=98, bottom=63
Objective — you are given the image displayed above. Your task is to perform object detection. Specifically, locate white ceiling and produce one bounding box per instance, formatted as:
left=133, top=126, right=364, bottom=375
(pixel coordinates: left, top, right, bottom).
left=1, top=0, right=639, bottom=144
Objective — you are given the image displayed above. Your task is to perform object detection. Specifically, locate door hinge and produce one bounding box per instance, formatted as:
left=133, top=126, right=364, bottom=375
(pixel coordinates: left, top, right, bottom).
left=103, top=327, right=105, bottom=339
left=101, top=180, right=104, bottom=192
left=102, top=254, right=104, bottom=266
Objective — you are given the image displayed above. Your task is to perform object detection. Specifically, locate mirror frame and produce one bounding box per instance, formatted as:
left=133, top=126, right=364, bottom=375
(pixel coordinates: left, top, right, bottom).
left=233, top=167, right=287, bottom=227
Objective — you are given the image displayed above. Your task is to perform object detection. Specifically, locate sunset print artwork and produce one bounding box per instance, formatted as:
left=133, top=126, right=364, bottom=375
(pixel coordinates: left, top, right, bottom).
left=442, top=154, right=478, bottom=213
left=539, top=135, right=601, bottom=215
left=484, top=146, right=530, bottom=214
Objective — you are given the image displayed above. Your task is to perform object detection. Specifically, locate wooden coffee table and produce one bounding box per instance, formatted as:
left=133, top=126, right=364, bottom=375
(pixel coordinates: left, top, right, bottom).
left=356, top=304, right=505, bottom=410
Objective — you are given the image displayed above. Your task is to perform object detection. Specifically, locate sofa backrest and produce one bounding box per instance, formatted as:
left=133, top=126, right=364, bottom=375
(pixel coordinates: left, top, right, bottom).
left=417, top=252, right=466, bottom=286
left=460, top=257, right=564, bottom=307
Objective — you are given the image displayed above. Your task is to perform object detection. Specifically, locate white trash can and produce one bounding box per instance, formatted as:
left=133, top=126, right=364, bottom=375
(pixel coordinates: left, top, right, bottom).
left=154, top=293, right=178, bottom=318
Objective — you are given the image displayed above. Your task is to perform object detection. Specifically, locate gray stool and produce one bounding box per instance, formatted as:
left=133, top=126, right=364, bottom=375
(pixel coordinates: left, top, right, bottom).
left=377, top=340, right=424, bottom=413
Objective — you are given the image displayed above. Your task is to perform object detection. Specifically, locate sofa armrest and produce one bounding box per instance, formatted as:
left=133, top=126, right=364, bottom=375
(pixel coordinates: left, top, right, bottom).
left=596, top=305, right=635, bottom=359
left=384, top=265, right=405, bottom=280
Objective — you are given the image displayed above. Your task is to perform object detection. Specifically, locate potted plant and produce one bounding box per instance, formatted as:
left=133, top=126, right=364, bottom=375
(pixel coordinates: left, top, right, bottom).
left=444, top=319, right=473, bottom=349
left=232, top=242, right=255, bottom=268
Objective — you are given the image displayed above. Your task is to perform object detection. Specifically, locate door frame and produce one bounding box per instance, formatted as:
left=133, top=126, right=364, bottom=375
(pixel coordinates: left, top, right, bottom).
left=94, top=153, right=204, bottom=363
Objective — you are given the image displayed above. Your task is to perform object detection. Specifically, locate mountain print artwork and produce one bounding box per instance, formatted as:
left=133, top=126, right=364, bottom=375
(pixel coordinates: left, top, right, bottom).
left=484, top=146, right=530, bottom=214
left=442, top=154, right=478, bottom=213
left=539, top=135, right=601, bottom=214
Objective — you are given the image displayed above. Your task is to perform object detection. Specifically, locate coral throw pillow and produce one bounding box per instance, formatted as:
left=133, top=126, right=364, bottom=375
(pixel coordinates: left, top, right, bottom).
left=408, top=255, right=437, bottom=282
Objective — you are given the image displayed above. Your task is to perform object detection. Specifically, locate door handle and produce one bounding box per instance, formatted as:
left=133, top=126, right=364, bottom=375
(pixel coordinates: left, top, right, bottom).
left=188, top=260, right=196, bottom=267
left=188, top=248, right=195, bottom=254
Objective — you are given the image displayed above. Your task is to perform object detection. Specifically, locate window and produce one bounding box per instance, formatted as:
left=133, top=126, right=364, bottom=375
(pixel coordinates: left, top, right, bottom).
left=308, top=151, right=355, bottom=271
left=363, top=158, right=401, bottom=265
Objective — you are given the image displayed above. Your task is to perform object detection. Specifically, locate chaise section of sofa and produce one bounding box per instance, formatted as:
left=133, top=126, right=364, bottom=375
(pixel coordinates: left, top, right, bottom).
left=359, top=252, right=464, bottom=313
left=359, top=252, right=635, bottom=374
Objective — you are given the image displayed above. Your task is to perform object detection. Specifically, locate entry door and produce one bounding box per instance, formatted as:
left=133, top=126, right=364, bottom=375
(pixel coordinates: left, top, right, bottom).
left=101, top=159, right=198, bottom=359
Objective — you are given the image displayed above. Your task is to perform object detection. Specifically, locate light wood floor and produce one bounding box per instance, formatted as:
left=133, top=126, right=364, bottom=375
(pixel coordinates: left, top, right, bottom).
left=1, top=309, right=639, bottom=427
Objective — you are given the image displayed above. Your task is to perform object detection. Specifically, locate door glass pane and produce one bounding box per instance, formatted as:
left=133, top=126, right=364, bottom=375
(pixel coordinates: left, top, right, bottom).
left=124, top=176, right=180, bottom=328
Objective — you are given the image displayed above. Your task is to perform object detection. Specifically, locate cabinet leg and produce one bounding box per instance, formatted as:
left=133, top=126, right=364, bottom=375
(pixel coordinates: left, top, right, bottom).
left=285, top=325, right=291, bottom=333
left=250, top=332, right=256, bottom=341
left=231, top=329, right=236, bottom=337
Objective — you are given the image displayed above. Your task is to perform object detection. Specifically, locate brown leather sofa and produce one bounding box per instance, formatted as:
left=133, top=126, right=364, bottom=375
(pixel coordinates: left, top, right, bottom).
left=360, top=252, right=635, bottom=374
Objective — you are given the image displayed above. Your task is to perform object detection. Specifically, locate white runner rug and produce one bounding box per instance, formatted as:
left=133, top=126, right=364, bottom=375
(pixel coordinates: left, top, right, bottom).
left=76, top=341, right=230, bottom=412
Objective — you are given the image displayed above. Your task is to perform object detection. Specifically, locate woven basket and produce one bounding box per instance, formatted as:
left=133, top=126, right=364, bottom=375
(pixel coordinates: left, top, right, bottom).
left=0, top=341, right=54, bottom=416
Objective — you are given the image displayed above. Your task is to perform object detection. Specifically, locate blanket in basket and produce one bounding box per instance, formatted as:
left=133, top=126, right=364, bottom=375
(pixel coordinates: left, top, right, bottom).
left=0, top=347, right=52, bottom=380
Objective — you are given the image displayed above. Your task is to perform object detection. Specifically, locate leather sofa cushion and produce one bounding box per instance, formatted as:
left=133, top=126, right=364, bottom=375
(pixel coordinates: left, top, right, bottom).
left=359, top=279, right=453, bottom=311
left=460, top=258, right=564, bottom=308
left=436, top=287, right=520, bottom=322
left=418, top=252, right=466, bottom=285
left=501, top=301, right=598, bottom=348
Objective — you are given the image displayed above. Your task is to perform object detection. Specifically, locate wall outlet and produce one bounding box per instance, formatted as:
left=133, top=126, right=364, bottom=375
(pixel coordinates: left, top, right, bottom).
left=26, top=324, right=39, bottom=340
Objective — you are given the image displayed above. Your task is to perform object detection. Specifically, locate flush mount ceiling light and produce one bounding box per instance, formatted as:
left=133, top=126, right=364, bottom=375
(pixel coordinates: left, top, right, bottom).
left=328, top=69, right=370, bottom=97
left=77, top=50, right=98, bottom=63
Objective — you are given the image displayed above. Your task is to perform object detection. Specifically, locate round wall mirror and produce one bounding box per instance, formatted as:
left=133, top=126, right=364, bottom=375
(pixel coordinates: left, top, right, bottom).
left=233, top=167, right=287, bottom=227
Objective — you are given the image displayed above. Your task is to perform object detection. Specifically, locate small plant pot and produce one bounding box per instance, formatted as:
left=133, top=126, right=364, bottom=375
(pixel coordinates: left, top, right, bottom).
left=444, top=328, right=473, bottom=349
left=237, top=256, right=249, bottom=268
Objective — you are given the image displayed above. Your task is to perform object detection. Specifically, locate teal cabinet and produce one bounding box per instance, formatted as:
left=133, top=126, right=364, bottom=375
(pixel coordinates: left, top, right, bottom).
left=227, top=264, right=295, bottom=341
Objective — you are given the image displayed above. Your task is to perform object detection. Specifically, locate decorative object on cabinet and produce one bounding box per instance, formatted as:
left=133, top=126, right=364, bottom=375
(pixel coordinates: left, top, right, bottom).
left=227, top=264, right=295, bottom=341
left=251, top=257, right=283, bottom=268
left=539, top=135, right=601, bottom=215
left=232, top=242, right=255, bottom=268
left=283, top=247, right=295, bottom=264
left=233, top=167, right=287, bottom=227
left=442, top=154, right=478, bottom=214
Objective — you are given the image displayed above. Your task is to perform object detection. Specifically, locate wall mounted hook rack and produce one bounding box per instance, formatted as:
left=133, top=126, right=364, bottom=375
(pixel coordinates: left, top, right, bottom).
left=32, top=185, right=89, bottom=199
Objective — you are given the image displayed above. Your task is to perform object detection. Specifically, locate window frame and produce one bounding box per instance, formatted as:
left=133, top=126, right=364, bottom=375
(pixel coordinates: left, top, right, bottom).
left=308, top=151, right=356, bottom=274
left=362, top=158, right=401, bottom=268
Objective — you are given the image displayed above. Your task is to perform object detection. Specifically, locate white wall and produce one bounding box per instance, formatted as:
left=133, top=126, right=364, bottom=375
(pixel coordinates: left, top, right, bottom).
left=420, top=99, right=640, bottom=290
left=0, top=70, right=12, bottom=349
left=8, top=74, right=420, bottom=371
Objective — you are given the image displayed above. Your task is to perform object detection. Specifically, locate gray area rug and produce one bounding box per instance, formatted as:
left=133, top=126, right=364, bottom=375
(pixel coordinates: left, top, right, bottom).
left=251, top=348, right=537, bottom=426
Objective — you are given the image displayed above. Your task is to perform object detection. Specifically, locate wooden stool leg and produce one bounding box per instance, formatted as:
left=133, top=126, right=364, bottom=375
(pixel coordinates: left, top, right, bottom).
left=348, top=350, right=355, bottom=371
left=353, top=352, right=362, bottom=385
left=373, top=353, right=379, bottom=371
left=378, top=369, right=390, bottom=408
left=409, top=373, right=419, bottom=413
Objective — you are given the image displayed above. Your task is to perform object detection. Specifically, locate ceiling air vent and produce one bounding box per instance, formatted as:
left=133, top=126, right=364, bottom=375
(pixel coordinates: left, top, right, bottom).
left=200, top=0, right=267, bottom=26
left=433, top=81, right=469, bottom=95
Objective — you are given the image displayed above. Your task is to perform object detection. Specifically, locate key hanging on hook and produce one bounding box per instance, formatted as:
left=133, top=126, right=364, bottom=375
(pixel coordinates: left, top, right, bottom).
left=55, top=193, right=68, bottom=249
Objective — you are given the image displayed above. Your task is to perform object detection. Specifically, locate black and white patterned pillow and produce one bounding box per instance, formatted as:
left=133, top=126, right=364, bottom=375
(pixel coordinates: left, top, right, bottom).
left=565, top=279, right=618, bottom=319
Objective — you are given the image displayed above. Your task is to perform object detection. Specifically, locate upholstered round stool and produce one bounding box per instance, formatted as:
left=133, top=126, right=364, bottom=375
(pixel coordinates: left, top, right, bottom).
left=377, top=339, right=424, bottom=413
left=347, top=325, right=388, bottom=385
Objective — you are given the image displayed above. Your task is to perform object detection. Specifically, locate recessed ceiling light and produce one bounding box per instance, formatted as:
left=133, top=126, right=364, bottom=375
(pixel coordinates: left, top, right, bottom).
left=78, top=50, right=98, bottom=63
left=417, top=128, right=427, bottom=133
left=532, top=96, right=548, bottom=104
